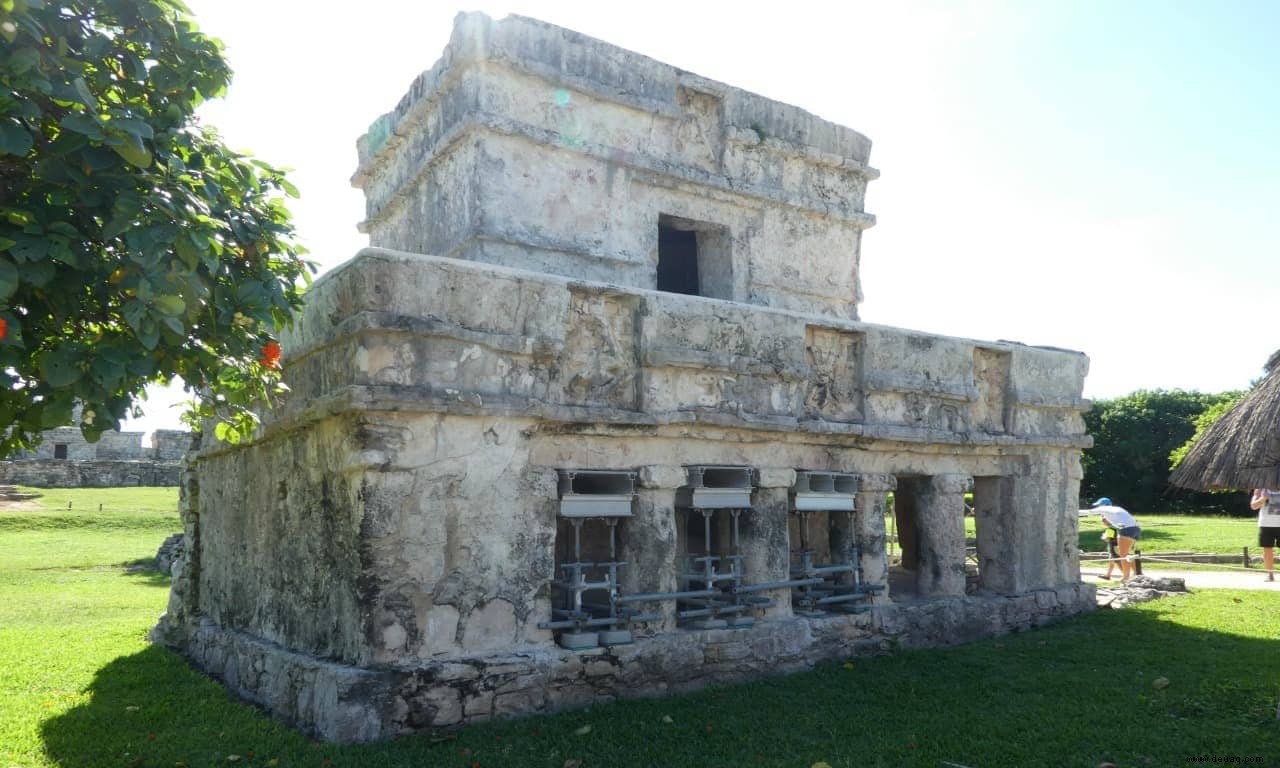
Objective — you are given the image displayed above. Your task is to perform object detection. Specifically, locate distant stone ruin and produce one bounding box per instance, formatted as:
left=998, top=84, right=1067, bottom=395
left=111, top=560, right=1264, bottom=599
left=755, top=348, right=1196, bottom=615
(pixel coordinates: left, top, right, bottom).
left=154, top=13, right=1094, bottom=742
left=0, top=424, right=189, bottom=487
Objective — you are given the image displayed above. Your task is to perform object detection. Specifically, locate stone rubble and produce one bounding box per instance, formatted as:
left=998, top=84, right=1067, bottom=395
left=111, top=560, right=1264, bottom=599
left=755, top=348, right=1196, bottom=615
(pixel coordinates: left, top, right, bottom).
left=1094, top=575, right=1189, bottom=609
left=155, top=533, right=186, bottom=576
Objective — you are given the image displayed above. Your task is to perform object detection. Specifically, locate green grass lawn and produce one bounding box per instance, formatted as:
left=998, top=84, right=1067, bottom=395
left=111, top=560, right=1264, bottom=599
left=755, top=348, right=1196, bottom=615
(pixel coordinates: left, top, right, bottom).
left=3, top=488, right=1279, bottom=767
left=1077, top=514, right=1260, bottom=555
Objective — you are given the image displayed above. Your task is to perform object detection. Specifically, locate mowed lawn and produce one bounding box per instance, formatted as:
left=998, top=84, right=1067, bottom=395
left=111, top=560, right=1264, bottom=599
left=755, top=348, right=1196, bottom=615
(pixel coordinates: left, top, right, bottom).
left=2, top=487, right=1279, bottom=767
left=1077, top=515, right=1268, bottom=573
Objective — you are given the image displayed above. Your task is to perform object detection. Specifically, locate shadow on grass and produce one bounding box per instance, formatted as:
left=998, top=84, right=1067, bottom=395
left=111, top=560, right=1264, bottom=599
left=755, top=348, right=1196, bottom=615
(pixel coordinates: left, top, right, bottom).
left=40, top=596, right=1280, bottom=768
left=117, top=559, right=173, bottom=588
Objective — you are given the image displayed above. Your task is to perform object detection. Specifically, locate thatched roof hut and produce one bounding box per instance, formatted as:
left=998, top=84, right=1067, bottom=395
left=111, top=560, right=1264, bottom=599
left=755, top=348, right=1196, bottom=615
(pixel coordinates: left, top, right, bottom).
left=1169, top=349, right=1280, bottom=491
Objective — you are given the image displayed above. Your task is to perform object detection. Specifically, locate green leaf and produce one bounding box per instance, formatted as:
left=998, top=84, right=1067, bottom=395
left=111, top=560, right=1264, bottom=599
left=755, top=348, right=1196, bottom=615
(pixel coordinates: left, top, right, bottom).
left=82, top=146, right=118, bottom=171
left=136, top=319, right=160, bottom=350
left=7, top=47, right=39, bottom=75
left=122, top=300, right=147, bottom=334
left=0, top=258, right=17, bottom=301
left=0, top=237, right=15, bottom=251
left=213, top=421, right=242, bottom=444
left=175, top=236, right=200, bottom=269
left=38, top=346, right=84, bottom=388
left=59, top=113, right=104, bottom=140
left=38, top=395, right=75, bottom=428
left=110, top=116, right=154, bottom=140
left=47, top=238, right=80, bottom=267
left=72, top=77, right=99, bottom=110
left=102, top=214, right=133, bottom=240
left=152, top=294, right=186, bottom=316
left=46, top=221, right=79, bottom=238
left=90, top=354, right=127, bottom=388
left=19, top=258, right=53, bottom=287
left=8, top=236, right=45, bottom=262
left=0, top=121, right=32, bottom=156
left=112, top=134, right=152, bottom=168
left=125, top=52, right=148, bottom=81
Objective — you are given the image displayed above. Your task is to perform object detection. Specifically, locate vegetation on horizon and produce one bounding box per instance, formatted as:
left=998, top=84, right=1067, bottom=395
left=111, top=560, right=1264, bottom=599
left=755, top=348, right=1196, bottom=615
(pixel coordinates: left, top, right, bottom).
left=1082, top=389, right=1249, bottom=516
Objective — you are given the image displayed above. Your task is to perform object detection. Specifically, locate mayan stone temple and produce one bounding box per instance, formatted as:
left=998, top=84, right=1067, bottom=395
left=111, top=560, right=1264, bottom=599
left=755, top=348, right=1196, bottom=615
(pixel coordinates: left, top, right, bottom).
left=154, top=12, right=1094, bottom=742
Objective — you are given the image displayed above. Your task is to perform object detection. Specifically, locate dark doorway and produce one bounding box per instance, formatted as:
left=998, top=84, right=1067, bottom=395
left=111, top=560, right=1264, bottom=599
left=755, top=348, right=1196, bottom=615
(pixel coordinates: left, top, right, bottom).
left=657, top=220, right=700, bottom=295
left=53, top=444, right=68, bottom=460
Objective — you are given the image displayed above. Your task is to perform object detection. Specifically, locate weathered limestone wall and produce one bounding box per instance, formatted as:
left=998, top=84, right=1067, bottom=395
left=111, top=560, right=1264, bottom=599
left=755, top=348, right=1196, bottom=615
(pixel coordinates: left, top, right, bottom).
left=157, top=248, right=1092, bottom=741
left=17, top=426, right=147, bottom=461
left=177, top=583, right=1095, bottom=742
left=193, top=418, right=366, bottom=664
left=352, top=13, right=875, bottom=320
left=152, top=430, right=192, bottom=462
left=4, top=425, right=192, bottom=487
left=277, top=249, right=1089, bottom=444
left=0, top=459, right=180, bottom=487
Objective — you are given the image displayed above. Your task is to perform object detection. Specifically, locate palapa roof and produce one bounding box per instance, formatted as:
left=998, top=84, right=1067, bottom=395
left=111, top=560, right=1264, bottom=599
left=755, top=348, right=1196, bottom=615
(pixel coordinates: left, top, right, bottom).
left=1169, top=349, right=1280, bottom=491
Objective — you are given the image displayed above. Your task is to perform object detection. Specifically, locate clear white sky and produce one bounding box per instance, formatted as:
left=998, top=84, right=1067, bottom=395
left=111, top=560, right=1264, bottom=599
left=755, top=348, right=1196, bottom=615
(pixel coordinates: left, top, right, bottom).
left=127, top=0, right=1280, bottom=433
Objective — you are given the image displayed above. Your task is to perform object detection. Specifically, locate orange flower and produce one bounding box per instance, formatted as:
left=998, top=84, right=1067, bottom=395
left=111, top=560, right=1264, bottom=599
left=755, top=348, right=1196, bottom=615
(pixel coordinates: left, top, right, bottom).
left=259, top=341, right=282, bottom=370
left=0, top=318, right=7, bottom=340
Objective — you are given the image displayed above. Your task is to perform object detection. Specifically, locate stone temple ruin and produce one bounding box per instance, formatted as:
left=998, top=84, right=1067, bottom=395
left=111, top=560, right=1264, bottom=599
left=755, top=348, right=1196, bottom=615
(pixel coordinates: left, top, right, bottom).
left=154, top=13, right=1094, bottom=742
left=0, top=419, right=189, bottom=487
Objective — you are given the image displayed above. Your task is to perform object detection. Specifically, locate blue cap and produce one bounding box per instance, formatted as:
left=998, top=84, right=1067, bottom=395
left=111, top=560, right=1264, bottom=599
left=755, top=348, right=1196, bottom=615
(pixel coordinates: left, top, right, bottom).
left=1092, top=497, right=1112, bottom=508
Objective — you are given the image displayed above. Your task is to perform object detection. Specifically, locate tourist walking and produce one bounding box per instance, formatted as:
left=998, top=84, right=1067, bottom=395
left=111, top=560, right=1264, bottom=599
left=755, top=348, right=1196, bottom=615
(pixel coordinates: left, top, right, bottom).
left=1092, top=498, right=1141, bottom=582
left=1250, top=488, right=1280, bottom=582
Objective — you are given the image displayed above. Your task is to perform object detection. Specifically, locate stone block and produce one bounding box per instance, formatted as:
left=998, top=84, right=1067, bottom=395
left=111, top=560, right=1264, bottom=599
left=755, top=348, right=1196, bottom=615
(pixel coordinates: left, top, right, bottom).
left=639, top=464, right=686, bottom=489
left=756, top=467, right=796, bottom=489
left=463, top=690, right=495, bottom=719
left=495, top=688, right=547, bottom=716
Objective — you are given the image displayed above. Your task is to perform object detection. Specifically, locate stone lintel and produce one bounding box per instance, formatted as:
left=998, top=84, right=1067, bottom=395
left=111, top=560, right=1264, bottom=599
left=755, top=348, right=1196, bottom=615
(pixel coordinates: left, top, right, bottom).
left=931, top=473, right=974, bottom=495
left=856, top=473, right=897, bottom=493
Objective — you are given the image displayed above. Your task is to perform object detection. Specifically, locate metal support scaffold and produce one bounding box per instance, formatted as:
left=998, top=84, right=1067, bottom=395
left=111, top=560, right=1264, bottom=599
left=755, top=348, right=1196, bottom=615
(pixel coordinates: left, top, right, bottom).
left=540, top=470, right=657, bottom=650
left=789, top=471, right=885, bottom=615
left=540, top=517, right=660, bottom=649
left=617, top=466, right=774, bottom=631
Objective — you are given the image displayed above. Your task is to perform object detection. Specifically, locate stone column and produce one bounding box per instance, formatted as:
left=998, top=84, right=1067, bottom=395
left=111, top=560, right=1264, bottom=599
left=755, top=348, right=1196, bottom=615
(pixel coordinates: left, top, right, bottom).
left=916, top=474, right=971, bottom=598
left=747, top=468, right=796, bottom=618
left=1006, top=450, right=1079, bottom=592
left=1057, top=449, right=1085, bottom=586
left=1003, top=450, right=1085, bottom=593
left=624, top=465, right=683, bottom=631
left=854, top=473, right=895, bottom=604
left=973, top=475, right=1018, bottom=594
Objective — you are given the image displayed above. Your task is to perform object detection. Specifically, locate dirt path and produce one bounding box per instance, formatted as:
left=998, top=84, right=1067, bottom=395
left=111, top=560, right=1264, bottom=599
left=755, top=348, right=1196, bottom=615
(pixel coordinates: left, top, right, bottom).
left=1082, top=566, right=1280, bottom=591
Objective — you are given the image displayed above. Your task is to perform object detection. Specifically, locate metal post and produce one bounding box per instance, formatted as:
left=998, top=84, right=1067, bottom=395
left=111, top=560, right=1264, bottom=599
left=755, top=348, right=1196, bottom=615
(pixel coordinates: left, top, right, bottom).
left=702, top=509, right=713, bottom=557
left=851, top=542, right=864, bottom=591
